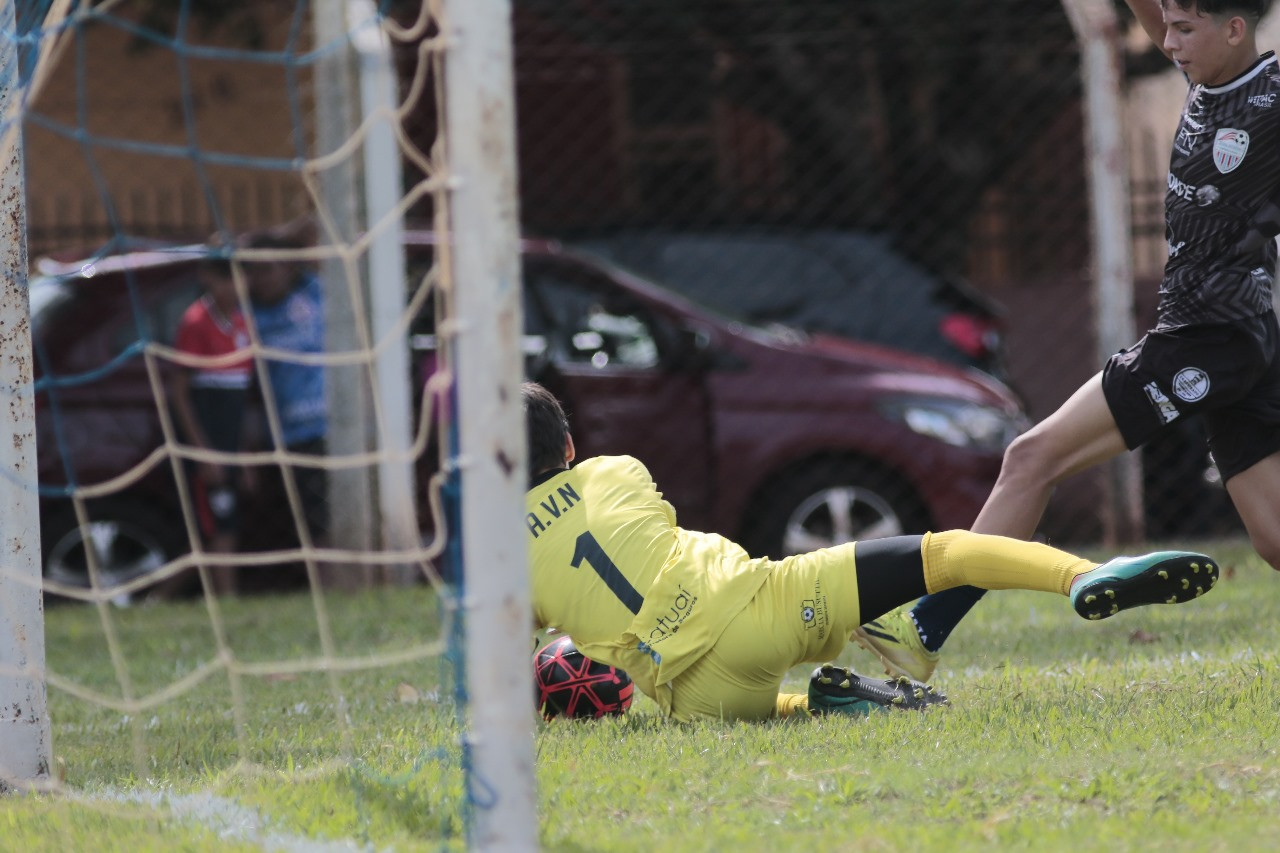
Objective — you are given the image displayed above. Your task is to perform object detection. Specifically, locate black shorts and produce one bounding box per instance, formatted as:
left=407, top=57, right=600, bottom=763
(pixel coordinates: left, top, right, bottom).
left=191, top=387, right=248, bottom=453
left=187, top=387, right=248, bottom=538
left=1102, top=312, right=1280, bottom=481
left=195, top=479, right=241, bottom=538
left=288, top=437, right=329, bottom=540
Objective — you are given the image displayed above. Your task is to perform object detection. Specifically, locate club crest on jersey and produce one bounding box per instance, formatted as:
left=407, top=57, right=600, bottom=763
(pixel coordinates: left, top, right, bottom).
left=1213, top=128, right=1250, bottom=173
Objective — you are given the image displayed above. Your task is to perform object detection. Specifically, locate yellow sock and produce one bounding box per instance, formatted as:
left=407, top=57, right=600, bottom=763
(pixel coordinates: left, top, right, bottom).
left=776, top=692, right=810, bottom=718
left=922, top=530, right=1096, bottom=597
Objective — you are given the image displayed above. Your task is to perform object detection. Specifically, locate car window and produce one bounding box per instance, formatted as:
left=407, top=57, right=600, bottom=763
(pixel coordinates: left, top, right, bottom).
left=107, top=274, right=203, bottom=353
left=524, top=260, right=660, bottom=370
left=574, top=231, right=964, bottom=363
left=579, top=235, right=850, bottom=324
left=155, top=278, right=205, bottom=347
left=657, top=238, right=849, bottom=319
left=28, top=277, right=73, bottom=334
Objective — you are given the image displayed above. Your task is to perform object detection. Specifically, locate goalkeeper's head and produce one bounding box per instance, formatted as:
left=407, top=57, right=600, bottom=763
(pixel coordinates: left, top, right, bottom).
left=522, top=382, right=575, bottom=483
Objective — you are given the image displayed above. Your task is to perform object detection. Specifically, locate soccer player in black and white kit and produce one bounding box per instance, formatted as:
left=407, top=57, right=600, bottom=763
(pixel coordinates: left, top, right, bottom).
left=855, top=0, right=1280, bottom=684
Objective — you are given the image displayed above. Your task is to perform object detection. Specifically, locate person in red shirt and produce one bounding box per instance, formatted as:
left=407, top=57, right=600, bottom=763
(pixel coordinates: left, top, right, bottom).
left=170, top=257, right=254, bottom=595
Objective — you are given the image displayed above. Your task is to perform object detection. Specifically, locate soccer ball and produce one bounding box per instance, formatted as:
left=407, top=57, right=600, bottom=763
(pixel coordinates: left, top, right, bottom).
left=533, top=635, right=634, bottom=720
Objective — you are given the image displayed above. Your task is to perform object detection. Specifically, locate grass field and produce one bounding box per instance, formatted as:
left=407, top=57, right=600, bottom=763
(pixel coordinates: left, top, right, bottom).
left=3, top=536, right=1279, bottom=850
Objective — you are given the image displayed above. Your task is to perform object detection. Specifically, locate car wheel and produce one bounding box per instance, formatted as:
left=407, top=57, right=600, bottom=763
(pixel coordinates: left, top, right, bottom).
left=41, top=502, right=186, bottom=597
left=744, top=462, right=930, bottom=559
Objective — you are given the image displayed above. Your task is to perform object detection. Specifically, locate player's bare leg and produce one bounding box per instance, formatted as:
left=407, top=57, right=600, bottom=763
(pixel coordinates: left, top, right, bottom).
left=854, top=375, right=1131, bottom=679
left=971, top=373, right=1129, bottom=539
left=857, top=374, right=1184, bottom=680
left=1225, top=450, right=1280, bottom=571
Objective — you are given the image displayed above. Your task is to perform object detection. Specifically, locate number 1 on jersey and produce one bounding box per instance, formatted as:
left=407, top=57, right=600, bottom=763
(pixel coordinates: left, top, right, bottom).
left=571, top=531, right=644, bottom=615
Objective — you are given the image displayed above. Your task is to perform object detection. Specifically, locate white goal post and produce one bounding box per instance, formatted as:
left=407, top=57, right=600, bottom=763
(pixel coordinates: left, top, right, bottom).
left=1061, top=0, right=1145, bottom=544
left=440, top=0, right=538, bottom=847
left=0, top=0, right=53, bottom=790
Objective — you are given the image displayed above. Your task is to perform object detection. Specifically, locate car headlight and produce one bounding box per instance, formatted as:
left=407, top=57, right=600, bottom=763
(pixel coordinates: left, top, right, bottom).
left=879, top=396, right=1026, bottom=453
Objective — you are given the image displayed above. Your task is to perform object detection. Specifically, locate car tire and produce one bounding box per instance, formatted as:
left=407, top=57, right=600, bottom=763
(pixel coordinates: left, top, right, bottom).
left=40, top=500, right=187, bottom=599
left=743, top=461, right=931, bottom=559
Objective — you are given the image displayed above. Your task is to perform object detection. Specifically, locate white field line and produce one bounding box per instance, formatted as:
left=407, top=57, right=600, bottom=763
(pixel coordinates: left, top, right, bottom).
left=71, top=787, right=374, bottom=852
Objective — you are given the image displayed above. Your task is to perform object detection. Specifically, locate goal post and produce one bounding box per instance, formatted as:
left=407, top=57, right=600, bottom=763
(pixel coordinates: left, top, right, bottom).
left=349, top=0, right=418, bottom=560
left=1061, top=0, right=1145, bottom=545
left=0, top=0, right=537, bottom=835
left=311, top=0, right=418, bottom=576
left=440, top=0, right=538, bottom=846
left=0, top=0, right=52, bottom=790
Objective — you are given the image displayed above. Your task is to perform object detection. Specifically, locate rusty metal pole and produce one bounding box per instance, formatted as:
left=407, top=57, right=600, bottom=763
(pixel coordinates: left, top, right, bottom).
left=0, top=0, right=53, bottom=791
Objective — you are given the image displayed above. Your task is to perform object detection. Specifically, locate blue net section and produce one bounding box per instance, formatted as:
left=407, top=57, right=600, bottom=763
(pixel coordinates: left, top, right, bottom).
left=4, top=1, right=489, bottom=845
left=19, top=0, right=408, bottom=252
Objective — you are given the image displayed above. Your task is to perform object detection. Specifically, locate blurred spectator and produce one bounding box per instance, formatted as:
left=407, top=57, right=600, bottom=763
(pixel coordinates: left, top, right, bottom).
left=169, top=256, right=253, bottom=596
left=243, top=231, right=329, bottom=545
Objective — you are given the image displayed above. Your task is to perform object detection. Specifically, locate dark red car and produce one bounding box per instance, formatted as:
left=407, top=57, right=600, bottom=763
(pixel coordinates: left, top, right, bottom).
left=31, top=234, right=1028, bottom=590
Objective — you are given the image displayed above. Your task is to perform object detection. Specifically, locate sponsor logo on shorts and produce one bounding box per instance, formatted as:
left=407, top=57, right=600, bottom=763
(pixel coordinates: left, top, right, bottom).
left=801, top=600, right=816, bottom=628
left=645, top=584, right=698, bottom=646
left=1213, top=128, right=1250, bottom=173
left=1143, top=381, right=1181, bottom=424
left=1172, top=367, right=1210, bottom=402
left=809, top=580, right=829, bottom=641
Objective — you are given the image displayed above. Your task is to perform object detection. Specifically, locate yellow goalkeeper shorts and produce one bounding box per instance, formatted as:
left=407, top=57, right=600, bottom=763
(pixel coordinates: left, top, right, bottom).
left=665, top=541, right=861, bottom=722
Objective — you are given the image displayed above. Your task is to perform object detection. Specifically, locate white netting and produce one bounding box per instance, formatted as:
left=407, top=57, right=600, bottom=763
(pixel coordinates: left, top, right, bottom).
left=2, top=0, right=517, bottom=844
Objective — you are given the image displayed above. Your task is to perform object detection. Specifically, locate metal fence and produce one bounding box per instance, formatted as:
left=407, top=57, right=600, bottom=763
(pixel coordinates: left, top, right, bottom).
left=494, top=0, right=1242, bottom=548
left=23, top=0, right=1246, bottom=551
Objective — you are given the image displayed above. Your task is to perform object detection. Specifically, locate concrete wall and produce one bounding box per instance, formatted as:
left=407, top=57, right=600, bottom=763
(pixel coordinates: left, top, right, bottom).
left=23, top=11, right=312, bottom=255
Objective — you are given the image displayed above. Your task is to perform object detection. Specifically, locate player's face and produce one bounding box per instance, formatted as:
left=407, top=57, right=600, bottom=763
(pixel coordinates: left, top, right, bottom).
left=1161, top=5, right=1250, bottom=86
left=201, top=269, right=239, bottom=315
left=246, top=260, right=293, bottom=306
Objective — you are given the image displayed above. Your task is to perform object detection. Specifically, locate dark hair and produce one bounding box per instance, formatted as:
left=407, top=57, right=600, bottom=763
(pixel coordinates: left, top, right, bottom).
left=1163, top=0, right=1272, bottom=22
left=523, top=382, right=570, bottom=479
left=198, top=256, right=233, bottom=278
left=244, top=232, right=302, bottom=251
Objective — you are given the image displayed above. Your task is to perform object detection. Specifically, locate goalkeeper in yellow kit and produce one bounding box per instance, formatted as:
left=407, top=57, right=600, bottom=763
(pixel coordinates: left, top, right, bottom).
left=523, top=383, right=1219, bottom=722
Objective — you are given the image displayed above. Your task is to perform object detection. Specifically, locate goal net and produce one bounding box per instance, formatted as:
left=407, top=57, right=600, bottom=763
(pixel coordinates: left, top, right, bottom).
left=1, top=0, right=533, bottom=846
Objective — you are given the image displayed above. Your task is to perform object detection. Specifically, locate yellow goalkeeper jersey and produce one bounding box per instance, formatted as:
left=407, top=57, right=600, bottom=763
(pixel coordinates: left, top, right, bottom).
left=527, top=455, right=772, bottom=712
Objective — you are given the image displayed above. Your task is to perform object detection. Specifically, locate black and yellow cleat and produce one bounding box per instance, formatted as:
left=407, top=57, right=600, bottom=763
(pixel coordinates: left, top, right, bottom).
left=851, top=605, right=939, bottom=683
left=1070, top=551, right=1219, bottom=621
left=807, top=664, right=948, bottom=716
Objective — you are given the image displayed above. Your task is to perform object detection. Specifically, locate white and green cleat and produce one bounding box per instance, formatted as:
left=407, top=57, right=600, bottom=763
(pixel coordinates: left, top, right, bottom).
left=1070, top=551, right=1219, bottom=621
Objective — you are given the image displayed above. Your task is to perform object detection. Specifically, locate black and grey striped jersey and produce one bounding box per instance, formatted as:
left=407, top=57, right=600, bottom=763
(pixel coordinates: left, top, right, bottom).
left=1160, top=51, right=1280, bottom=329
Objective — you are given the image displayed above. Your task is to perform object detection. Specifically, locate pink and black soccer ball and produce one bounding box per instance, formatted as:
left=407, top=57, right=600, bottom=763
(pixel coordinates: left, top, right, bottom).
left=533, top=635, right=634, bottom=720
